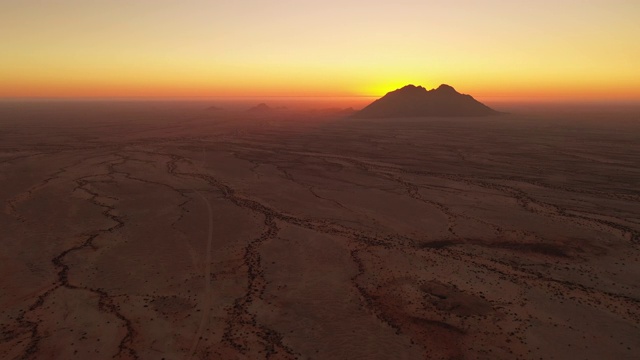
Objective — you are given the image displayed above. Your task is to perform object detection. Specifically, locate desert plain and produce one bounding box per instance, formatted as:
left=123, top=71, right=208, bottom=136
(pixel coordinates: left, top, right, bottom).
left=0, top=101, right=639, bottom=359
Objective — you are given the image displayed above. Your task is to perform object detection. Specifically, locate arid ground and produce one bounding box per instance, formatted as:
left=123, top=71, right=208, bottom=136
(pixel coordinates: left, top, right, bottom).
left=1, top=102, right=639, bottom=359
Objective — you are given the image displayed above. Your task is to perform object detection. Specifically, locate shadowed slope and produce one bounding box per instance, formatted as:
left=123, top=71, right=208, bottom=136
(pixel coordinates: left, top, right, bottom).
left=354, top=84, right=499, bottom=118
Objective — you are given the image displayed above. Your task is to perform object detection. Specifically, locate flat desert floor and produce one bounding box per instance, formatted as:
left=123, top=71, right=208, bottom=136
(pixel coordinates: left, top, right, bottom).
left=1, top=103, right=639, bottom=359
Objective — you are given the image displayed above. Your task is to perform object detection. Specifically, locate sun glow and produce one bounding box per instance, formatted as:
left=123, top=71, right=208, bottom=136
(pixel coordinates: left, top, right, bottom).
left=1, top=1, right=639, bottom=100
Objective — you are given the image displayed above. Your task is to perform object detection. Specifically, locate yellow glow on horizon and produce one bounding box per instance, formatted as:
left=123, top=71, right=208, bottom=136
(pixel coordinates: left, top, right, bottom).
left=1, top=1, right=639, bottom=101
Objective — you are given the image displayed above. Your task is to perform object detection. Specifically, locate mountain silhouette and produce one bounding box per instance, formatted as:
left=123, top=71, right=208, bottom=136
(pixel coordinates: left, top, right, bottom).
left=353, top=84, right=499, bottom=118
left=247, top=103, right=272, bottom=112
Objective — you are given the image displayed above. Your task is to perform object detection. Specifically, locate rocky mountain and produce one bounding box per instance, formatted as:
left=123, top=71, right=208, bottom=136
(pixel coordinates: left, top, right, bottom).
left=353, top=84, right=499, bottom=118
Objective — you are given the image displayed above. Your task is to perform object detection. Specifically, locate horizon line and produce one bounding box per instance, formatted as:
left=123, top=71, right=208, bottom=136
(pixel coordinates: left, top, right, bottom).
left=2, top=95, right=640, bottom=102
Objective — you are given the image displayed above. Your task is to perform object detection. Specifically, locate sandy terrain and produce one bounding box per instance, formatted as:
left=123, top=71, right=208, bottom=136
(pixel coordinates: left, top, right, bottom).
left=1, top=102, right=639, bottom=359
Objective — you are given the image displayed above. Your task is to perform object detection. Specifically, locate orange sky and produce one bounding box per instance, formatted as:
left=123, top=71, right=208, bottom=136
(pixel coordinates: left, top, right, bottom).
left=1, top=1, right=639, bottom=100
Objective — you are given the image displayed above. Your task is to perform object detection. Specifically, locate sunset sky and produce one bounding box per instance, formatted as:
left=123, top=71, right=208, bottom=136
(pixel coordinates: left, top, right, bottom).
left=1, top=0, right=639, bottom=100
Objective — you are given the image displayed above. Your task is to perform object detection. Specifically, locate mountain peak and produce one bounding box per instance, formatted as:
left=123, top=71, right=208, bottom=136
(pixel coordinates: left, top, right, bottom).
left=434, top=84, right=458, bottom=93
left=399, top=84, right=426, bottom=91
left=353, top=83, right=499, bottom=118
left=392, top=84, right=427, bottom=95
left=247, top=103, right=271, bottom=112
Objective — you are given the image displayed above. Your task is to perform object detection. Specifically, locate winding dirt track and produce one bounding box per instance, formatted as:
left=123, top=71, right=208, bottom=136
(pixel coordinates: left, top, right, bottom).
left=1, top=104, right=639, bottom=359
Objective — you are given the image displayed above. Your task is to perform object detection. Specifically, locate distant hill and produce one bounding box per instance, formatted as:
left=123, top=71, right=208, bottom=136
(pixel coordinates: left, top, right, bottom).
left=206, top=105, right=223, bottom=111
left=248, top=103, right=272, bottom=112
left=353, top=84, right=499, bottom=118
